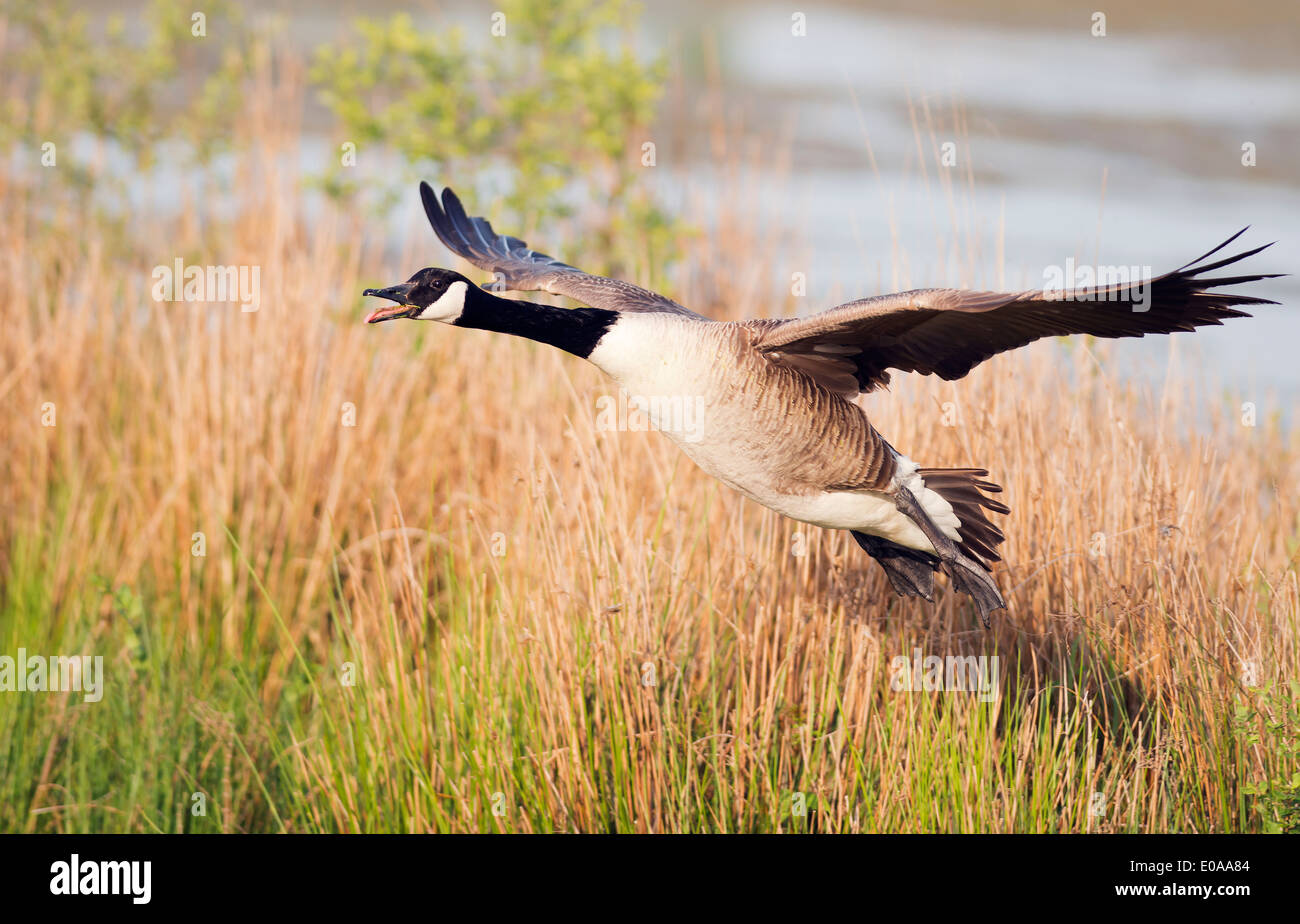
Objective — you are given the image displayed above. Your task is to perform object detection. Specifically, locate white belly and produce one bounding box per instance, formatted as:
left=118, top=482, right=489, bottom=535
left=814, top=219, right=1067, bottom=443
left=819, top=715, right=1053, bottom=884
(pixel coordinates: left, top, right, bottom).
left=586, top=314, right=960, bottom=552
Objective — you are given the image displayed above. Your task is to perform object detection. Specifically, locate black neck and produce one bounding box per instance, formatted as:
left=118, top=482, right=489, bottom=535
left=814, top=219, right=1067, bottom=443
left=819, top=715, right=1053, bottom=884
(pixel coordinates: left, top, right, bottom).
left=453, top=287, right=618, bottom=358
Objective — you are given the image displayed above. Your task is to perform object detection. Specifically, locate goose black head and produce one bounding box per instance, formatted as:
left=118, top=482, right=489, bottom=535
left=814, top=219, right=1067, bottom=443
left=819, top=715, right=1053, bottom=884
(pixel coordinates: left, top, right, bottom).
left=363, top=268, right=474, bottom=324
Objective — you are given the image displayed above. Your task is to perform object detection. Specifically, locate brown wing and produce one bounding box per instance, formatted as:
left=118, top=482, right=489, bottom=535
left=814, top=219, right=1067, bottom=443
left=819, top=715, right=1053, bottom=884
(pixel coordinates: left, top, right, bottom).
left=750, top=231, right=1280, bottom=394
left=421, top=183, right=706, bottom=319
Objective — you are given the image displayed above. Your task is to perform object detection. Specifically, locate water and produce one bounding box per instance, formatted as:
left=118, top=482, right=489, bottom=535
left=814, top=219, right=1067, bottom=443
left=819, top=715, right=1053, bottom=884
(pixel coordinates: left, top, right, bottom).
left=638, top=2, right=1298, bottom=401
left=64, top=0, right=1300, bottom=405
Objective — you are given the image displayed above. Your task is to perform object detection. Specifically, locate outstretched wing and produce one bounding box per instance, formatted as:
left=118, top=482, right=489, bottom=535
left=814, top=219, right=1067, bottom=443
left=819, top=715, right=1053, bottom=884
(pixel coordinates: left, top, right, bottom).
left=420, top=182, right=705, bottom=319
left=748, top=230, right=1280, bottom=395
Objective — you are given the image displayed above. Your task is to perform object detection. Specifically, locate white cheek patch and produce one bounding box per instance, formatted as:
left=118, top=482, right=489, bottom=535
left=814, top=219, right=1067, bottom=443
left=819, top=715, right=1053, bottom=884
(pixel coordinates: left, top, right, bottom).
left=417, top=280, right=467, bottom=323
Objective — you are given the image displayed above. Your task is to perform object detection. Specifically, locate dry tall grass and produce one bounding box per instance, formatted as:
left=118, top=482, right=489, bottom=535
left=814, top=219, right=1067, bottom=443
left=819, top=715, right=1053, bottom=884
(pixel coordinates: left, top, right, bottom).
left=2, top=71, right=1297, bottom=834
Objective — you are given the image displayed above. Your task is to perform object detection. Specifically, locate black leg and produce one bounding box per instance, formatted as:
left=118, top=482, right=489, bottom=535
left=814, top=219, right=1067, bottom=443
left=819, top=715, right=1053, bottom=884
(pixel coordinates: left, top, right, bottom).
left=851, top=531, right=938, bottom=601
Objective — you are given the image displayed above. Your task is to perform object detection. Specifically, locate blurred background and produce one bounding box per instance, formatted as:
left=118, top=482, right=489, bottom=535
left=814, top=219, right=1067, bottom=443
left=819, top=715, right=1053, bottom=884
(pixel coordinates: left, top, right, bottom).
left=3, top=1, right=1297, bottom=834
left=8, top=0, right=1298, bottom=394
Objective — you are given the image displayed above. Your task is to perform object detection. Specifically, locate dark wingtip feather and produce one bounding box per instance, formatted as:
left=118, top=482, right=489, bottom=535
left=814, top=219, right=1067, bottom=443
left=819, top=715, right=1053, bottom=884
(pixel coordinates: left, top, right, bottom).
left=419, top=182, right=440, bottom=223
left=419, top=181, right=457, bottom=251
left=430, top=186, right=485, bottom=260
left=440, top=186, right=471, bottom=226
left=1196, top=272, right=1285, bottom=287
left=1177, top=227, right=1250, bottom=272
left=1187, top=240, right=1275, bottom=277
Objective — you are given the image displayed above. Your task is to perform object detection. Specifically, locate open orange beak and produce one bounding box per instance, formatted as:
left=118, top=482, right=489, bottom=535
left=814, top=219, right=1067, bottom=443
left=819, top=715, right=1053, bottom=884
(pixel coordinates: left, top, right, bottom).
left=362, top=283, right=417, bottom=323
left=363, top=303, right=414, bottom=323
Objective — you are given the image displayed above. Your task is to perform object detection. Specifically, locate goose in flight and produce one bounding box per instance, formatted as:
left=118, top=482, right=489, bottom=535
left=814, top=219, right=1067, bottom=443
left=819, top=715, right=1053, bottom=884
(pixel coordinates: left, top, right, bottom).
left=363, top=182, right=1279, bottom=624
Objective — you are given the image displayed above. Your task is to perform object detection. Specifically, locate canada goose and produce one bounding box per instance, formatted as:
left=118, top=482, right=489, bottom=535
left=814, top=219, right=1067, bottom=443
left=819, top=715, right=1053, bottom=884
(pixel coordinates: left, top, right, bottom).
left=364, top=182, right=1279, bottom=623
